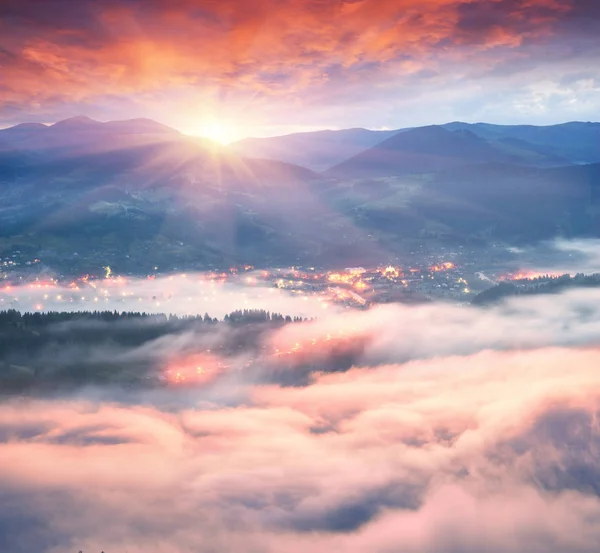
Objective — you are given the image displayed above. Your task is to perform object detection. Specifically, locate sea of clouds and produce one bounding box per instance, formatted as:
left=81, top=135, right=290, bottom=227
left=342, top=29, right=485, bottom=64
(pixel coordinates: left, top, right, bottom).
left=3, top=287, right=600, bottom=552
left=3, top=240, right=600, bottom=552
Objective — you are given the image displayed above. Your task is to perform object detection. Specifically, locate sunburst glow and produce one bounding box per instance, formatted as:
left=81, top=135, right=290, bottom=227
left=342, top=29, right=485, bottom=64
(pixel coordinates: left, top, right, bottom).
left=192, top=120, right=238, bottom=144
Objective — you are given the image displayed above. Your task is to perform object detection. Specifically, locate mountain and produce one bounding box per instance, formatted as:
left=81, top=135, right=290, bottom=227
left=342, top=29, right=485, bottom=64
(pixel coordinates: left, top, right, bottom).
left=0, top=118, right=385, bottom=272
left=1, top=116, right=179, bottom=136
left=441, top=121, right=600, bottom=164
left=414, top=162, right=600, bottom=241
left=2, top=117, right=600, bottom=274
left=326, top=125, right=570, bottom=178
left=232, top=121, right=600, bottom=177
left=0, top=116, right=181, bottom=159
left=0, top=122, right=48, bottom=134
left=316, top=161, right=600, bottom=251
left=231, top=127, right=402, bottom=172
left=49, top=115, right=101, bottom=130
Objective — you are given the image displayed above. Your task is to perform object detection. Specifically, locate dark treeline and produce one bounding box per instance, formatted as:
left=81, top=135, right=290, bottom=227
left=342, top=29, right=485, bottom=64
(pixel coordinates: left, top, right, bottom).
left=0, top=308, right=308, bottom=358
left=472, top=273, right=600, bottom=305
left=0, top=308, right=309, bottom=394
left=224, top=309, right=305, bottom=324
left=0, top=308, right=308, bottom=327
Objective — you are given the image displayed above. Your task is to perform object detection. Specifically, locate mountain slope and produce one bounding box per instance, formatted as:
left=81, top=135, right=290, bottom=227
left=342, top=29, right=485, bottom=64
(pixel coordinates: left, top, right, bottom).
left=326, top=125, right=571, bottom=178
left=0, top=117, right=181, bottom=159
left=0, top=119, right=384, bottom=271
left=416, top=162, right=600, bottom=241
left=317, top=161, right=600, bottom=247
left=2, top=117, right=600, bottom=273
left=442, top=121, right=600, bottom=164
left=231, top=127, right=402, bottom=172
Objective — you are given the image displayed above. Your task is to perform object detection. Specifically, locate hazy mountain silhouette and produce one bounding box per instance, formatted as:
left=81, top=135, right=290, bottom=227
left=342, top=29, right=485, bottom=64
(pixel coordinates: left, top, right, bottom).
left=317, top=160, right=600, bottom=243
left=0, top=117, right=376, bottom=270
left=442, top=121, right=600, bottom=164
left=1, top=116, right=600, bottom=271
left=414, top=162, right=600, bottom=241
left=231, top=121, right=598, bottom=177
left=231, top=127, right=402, bottom=171
left=326, top=125, right=570, bottom=178
left=49, top=115, right=101, bottom=130
left=0, top=122, right=48, bottom=134
left=0, top=117, right=181, bottom=159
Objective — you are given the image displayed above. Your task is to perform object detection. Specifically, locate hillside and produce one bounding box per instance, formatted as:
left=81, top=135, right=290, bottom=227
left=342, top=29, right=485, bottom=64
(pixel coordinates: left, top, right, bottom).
left=230, top=121, right=598, bottom=178
left=0, top=118, right=382, bottom=272
left=471, top=273, right=600, bottom=305
left=0, top=116, right=182, bottom=160
left=2, top=117, right=600, bottom=273
left=317, top=162, right=600, bottom=248
left=231, top=127, right=402, bottom=171
left=326, top=125, right=571, bottom=178
left=442, top=121, right=600, bottom=164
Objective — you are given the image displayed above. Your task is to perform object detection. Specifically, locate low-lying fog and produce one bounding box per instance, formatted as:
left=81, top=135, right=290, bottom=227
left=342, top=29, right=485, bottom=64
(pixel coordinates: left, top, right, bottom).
left=5, top=238, right=600, bottom=318
left=509, top=238, right=600, bottom=275
left=1, top=273, right=340, bottom=318
left=3, top=239, right=600, bottom=552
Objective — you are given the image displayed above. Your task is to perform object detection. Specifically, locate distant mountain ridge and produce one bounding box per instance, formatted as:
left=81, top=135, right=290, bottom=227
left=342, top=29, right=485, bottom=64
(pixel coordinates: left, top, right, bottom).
left=0, top=115, right=349, bottom=271
left=1, top=116, right=180, bottom=135
left=0, top=116, right=189, bottom=163
left=1, top=115, right=600, bottom=272
left=442, top=121, right=600, bottom=164
left=326, top=124, right=580, bottom=178
left=5, top=117, right=597, bottom=175
left=231, top=127, right=403, bottom=171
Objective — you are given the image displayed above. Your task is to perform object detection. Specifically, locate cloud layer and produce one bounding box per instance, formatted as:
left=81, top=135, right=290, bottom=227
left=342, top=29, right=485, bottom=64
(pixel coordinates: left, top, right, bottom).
left=1, top=0, right=598, bottom=133
left=4, top=287, right=600, bottom=551
left=0, top=273, right=337, bottom=318
left=3, top=348, right=600, bottom=552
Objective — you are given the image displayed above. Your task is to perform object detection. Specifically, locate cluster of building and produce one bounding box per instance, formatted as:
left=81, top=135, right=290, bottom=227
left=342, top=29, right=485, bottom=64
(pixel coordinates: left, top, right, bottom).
left=235, top=262, right=475, bottom=307
left=2, top=241, right=543, bottom=310
left=0, top=252, right=40, bottom=276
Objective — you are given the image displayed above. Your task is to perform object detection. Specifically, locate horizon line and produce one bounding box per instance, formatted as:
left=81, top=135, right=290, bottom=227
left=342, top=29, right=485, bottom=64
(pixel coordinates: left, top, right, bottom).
left=1, top=115, right=599, bottom=143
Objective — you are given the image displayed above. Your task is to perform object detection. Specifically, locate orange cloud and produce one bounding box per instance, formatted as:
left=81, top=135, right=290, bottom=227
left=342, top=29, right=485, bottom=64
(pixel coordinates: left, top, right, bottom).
left=0, top=0, right=582, bottom=117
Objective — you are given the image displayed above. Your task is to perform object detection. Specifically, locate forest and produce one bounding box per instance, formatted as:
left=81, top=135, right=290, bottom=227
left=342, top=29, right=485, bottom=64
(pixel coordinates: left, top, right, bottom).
left=0, top=308, right=308, bottom=394
left=471, top=273, right=600, bottom=305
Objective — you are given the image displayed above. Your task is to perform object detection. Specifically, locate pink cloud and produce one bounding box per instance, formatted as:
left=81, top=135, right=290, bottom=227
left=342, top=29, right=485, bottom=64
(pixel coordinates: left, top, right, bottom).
left=2, top=341, right=600, bottom=551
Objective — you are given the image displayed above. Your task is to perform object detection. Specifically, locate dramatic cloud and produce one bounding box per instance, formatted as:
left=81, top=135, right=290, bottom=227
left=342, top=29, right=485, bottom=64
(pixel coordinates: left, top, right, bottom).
left=0, top=0, right=598, bottom=133
left=4, top=288, right=600, bottom=550
left=3, top=347, right=600, bottom=552
left=268, top=288, right=600, bottom=365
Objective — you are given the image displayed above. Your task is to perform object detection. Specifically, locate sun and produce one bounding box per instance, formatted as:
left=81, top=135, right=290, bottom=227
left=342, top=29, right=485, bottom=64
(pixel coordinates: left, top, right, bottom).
left=196, top=121, right=238, bottom=144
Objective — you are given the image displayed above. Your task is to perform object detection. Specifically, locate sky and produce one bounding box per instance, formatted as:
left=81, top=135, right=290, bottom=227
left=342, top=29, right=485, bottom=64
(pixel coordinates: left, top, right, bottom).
left=0, top=0, right=599, bottom=140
